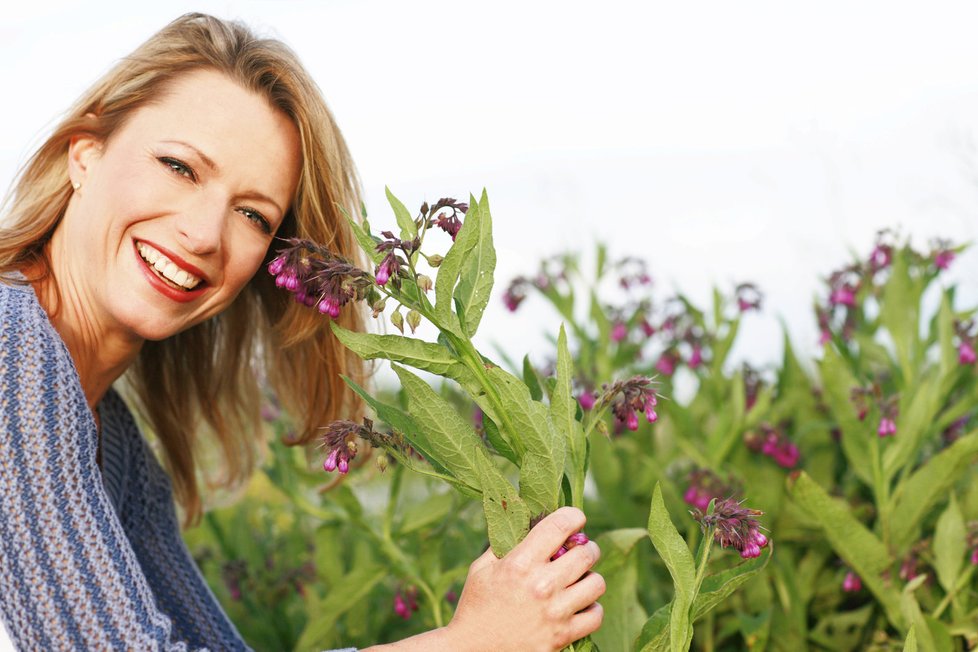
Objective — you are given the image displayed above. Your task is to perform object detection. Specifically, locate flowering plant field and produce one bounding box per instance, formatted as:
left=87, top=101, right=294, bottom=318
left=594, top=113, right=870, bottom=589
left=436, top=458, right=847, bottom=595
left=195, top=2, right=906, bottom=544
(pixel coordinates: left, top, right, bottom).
left=183, top=195, right=976, bottom=652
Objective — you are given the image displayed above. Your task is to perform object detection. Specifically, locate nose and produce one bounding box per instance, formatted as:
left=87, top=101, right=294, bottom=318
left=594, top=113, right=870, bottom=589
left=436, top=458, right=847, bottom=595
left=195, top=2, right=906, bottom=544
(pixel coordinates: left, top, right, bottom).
left=175, top=196, right=227, bottom=256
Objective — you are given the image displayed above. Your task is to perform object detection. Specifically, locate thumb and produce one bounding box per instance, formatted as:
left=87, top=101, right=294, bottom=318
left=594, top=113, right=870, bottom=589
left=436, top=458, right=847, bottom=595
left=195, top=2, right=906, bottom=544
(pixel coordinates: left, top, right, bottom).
left=468, top=545, right=498, bottom=574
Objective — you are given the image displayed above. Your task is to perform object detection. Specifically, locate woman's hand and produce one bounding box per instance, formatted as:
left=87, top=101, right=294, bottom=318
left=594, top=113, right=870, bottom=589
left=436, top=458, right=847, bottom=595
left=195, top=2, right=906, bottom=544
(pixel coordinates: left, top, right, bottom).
left=444, top=506, right=605, bottom=651
left=362, top=507, right=604, bottom=652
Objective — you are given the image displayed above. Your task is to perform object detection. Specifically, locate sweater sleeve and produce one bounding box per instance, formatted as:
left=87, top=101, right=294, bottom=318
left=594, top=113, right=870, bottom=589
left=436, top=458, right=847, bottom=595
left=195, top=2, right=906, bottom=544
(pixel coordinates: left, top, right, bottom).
left=0, top=282, right=208, bottom=650
left=102, top=389, right=252, bottom=650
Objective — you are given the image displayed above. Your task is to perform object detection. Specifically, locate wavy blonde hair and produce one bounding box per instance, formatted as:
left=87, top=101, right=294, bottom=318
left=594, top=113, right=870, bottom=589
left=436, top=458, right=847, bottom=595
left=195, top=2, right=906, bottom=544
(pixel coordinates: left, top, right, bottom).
left=0, top=13, right=366, bottom=524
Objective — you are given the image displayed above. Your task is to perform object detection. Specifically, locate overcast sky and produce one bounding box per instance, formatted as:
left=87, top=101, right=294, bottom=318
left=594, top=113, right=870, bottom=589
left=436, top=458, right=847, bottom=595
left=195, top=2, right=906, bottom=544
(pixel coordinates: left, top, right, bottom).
left=5, top=0, right=978, bottom=373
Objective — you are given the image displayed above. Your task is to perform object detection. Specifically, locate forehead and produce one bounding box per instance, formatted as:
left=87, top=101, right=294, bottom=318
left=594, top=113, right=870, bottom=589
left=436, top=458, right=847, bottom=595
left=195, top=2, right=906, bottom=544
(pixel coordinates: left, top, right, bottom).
left=113, top=69, right=301, bottom=202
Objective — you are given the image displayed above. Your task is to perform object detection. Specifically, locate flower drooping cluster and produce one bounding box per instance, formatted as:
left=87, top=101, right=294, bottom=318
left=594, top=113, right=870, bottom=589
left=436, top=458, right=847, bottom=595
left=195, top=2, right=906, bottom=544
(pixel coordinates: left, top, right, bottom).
left=744, top=424, right=800, bottom=469
left=683, top=468, right=739, bottom=512
left=816, top=231, right=963, bottom=346
left=319, top=417, right=396, bottom=474
left=425, top=197, right=468, bottom=241
left=373, top=231, right=421, bottom=288
left=735, top=283, right=763, bottom=313
left=393, top=586, right=420, bottom=620
left=931, top=238, right=956, bottom=270
left=850, top=384, right=899, bottom=438
left=595, top=376, right=659, bottom=431
left=955, top=319, right=977, bottom=365
left=268, top=238, right=374, bottom=317
left=695, top=497, right=769, bottom=559
left=842, top=570, right=862, bottom=593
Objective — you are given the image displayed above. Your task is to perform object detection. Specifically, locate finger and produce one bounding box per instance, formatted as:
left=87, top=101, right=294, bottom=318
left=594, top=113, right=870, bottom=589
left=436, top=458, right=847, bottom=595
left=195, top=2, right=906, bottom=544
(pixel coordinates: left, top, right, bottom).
left=563, top=601, right=604, bottom=646
left=510, top=506, right=586, bottom=564
left=551, top=541, right=601, bottom=586
left=468, top=545, right=498, bottom=574
left=558, top=571, right=606, bottom=615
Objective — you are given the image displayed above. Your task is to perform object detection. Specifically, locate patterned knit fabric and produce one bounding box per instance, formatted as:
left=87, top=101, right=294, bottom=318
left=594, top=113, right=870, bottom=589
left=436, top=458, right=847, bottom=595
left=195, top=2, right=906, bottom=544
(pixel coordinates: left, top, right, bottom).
left=0, top=280, right=355, bottom=652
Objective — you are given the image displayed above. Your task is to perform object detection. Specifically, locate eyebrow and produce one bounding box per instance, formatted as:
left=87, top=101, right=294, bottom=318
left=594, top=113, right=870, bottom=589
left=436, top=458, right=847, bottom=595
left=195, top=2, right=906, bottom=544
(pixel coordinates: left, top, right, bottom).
left=161, top=139, right=286, bottom=216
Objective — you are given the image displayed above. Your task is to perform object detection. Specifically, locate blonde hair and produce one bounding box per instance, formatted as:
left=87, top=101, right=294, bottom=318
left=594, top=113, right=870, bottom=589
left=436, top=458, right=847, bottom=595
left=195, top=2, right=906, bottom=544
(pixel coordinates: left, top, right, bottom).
left=0, top=13, right=366, bottom=524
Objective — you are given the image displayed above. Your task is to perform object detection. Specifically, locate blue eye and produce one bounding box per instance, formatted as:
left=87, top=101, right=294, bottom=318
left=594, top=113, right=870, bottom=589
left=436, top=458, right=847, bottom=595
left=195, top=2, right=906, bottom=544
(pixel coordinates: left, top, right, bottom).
left=239, top=207, right=272, bottom=235
left=159, top=157, right=196, bottom=181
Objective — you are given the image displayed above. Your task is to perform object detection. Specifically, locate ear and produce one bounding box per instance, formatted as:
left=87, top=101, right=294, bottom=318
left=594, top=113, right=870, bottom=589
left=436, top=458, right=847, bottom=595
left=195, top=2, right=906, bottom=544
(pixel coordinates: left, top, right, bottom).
left=67, top=130, right=103, bottom=189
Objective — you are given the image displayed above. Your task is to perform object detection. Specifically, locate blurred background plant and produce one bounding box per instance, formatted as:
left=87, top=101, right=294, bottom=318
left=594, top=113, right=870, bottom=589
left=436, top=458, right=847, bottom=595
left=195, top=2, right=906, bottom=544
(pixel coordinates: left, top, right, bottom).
left=183, top=230, right=978, bottom=651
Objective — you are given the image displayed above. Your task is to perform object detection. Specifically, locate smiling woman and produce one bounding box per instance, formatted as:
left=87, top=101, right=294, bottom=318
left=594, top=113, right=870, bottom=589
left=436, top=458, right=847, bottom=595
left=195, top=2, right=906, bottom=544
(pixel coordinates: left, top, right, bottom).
left=0, top=12, right=604, bottom=652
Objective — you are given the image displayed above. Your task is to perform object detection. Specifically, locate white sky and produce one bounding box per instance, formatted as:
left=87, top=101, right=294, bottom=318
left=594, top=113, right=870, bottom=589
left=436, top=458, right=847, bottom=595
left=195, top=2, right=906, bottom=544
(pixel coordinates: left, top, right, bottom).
left=5, top=0, right=978, bottom=372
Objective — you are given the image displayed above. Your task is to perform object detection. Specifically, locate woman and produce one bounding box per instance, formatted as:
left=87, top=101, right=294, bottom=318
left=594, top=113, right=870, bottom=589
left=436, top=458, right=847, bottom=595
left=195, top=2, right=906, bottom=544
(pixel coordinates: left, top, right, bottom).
left=0, top=12, right=604, bottom=651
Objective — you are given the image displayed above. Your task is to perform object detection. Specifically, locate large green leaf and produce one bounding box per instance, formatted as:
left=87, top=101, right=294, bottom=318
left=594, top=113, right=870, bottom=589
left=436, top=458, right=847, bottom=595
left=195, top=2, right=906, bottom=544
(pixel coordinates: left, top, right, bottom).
left=880, top=248, right=921, bottom=384
left=480, top=464, right=531, bottom=557
left=787, top=471, right=903, bottom=629
left=818, top=346, right=873, bottom=485
left=635, top=604, right=671, bottom=652
left=487, top=366, right=565, bottom=515
left=434, top=194, right=480, bottom=333
left=933, top=494, right=966, bottom=594
left=331, top=324, right=472, bottom=380
left=393, top=365, right=502, bottom=487
left=385, top=186, right=417, bottom=240
left=647, top=483, right=695, bottom=652
left=889, top=429, right=978, bottom=550
left=454, top=188, right=496, bottom=336
left=341, top=376, right=479, bottom=497
left=692, top=545, right=772, bottom=620
left=551, top=325, right=587, bottom=506
left=591, top=528, right=649, bottom=652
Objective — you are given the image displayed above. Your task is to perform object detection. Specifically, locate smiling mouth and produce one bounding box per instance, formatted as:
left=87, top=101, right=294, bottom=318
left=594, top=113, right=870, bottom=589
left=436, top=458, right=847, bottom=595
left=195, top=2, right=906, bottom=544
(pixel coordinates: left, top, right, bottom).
left=136, top=242, right=204, bottom=291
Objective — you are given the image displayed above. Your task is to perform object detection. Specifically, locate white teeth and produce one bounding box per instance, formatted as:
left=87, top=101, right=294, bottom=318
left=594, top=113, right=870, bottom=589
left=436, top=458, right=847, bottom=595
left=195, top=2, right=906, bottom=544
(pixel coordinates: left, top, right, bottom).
left=136, top=242, right=202, bottom=290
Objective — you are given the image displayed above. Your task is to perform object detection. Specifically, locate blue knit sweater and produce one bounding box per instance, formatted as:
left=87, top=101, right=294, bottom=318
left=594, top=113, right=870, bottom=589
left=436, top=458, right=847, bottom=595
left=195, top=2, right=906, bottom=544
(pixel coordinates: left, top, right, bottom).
left=0, top=279, right=356, bottom=652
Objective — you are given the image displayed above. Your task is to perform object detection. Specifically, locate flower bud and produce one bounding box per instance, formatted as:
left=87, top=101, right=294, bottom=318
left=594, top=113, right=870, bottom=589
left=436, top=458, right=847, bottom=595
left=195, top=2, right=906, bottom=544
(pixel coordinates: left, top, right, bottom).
left=417, top=274, right=433, bottom=293
left=428, top=254, right=444, bottom=267
left=372, top=297, right=387, bottom=318
left=406, top=309, right=422, bottom=334
left=390, top=310, right=405, bottom=334
left=375, top=453, right=390, bottom=473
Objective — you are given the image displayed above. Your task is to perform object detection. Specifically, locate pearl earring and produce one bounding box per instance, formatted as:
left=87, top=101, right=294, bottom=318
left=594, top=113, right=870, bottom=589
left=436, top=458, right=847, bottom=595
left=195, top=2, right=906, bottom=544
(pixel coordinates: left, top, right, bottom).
left=72, top=182, right=81, bottom=191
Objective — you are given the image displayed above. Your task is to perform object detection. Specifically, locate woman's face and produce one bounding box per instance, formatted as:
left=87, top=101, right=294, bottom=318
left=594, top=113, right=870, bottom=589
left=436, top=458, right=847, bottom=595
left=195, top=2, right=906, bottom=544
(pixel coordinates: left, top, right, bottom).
left=61, top=68, right=301, bottom=341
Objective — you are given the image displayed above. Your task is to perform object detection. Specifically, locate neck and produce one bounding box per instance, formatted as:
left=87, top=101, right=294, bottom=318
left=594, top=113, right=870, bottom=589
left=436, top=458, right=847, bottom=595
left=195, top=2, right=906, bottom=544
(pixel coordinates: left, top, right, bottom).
left=28, top=244, right=143, bottom=412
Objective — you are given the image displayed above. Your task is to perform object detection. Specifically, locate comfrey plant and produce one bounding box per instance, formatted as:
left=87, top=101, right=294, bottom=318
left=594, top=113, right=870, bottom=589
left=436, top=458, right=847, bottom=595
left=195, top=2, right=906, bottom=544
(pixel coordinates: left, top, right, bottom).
left=268, top=190, right=769, bottom=652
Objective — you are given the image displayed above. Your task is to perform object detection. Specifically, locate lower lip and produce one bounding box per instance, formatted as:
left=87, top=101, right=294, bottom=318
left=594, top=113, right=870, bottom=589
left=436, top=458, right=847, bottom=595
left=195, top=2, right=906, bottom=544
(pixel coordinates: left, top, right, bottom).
left=134, top=244, right=207, bottom=303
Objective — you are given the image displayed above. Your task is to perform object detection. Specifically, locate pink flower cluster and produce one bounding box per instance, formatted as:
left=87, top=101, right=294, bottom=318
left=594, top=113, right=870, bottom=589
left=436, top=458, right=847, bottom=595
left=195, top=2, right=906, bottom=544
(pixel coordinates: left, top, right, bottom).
left=697, top=498, right=769, bottom=559
left=745, top=425, right=800, bottom=469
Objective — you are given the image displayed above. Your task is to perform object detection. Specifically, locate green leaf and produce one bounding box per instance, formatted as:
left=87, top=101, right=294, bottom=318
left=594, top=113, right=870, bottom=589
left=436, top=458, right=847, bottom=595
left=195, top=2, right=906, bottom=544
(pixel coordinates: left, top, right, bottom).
left=483, top=415, right=519, bottom=464
left=341, top=376, right=480, bottom=497
left=889, top=429, right=978, bottom=550
left=787, top=471, right=903, bottom=629
left=339, top=205, right=383, bottom=264
left=393, top=365, right=497, bottom=486
left=636, top=604, right=671, bottom=652
left=591, top=528, right=649, bottom=652
left=903, top=626, right=918, bottom=652
left=900, top=576, right=938, bottom=652
left=295, top=562, right=386, bottom=651
left=647, top=483, right=695, bottom=652
left=551, top=325, right=587, bottom=507
left=331, top=324, right=473, bottom=381
left=692, top=544, right=772, bottom=620
left=933, top=494, right=966, bottom=594
left=481, top=468, right=531, bottom=557
left=454, top=189, right=496, bottom=336
left=385, top=186, right=417, bottom=240
left=434, top=195, right=480, bottom=334
left=487, top=366, right=565, bottom=514
left=522, top=355, right=543, bottom=401
left=818, top=346, right=873, bottom=485
left=880, top=248, right=922, bottom=384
